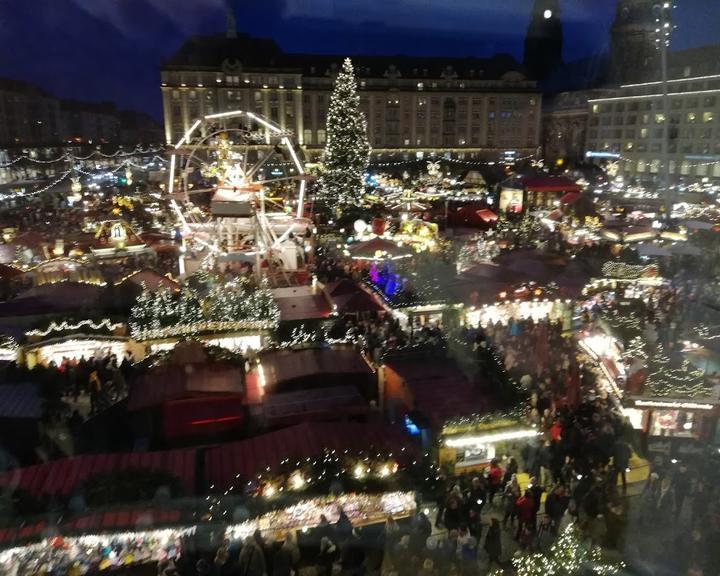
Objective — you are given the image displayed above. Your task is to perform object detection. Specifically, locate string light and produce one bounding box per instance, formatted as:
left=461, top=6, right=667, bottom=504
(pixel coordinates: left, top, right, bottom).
left=0, top=145, right=165, bottom=168
left=25, top=319, right=124, bottom=338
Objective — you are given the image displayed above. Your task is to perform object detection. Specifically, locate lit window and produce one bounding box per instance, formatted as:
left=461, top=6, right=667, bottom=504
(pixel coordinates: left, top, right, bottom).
left=592, top=104, right=599, bottom=113
left=703, top=112, right=713, bottom=123
left=654, top=113, right=665, bottom=124
left=417, top=82, right=424, bottom=90
left=640, top=128, right=648, bottom=138
left=688, top=112, right=697, bottom=123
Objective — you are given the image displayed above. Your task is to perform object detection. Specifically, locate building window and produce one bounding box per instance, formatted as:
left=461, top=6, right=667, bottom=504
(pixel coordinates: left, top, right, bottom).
left=703, top=96, right=717, bottom=107
left=688, top=112, right=697, bottom=123
left=303, top=129, right=312, bottom=144
left=654, top=113, right=665, bottom=124
left=640, top=128, right=648, bottom=138
left=317, top=129, right=326, bottom=145
left=703, top=112, right=714, bottom=123
left=417, top=82, right=424, bottom=90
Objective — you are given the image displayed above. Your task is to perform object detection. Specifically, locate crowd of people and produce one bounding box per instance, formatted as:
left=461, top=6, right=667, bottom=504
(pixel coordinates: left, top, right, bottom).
left=4, top=349, right=134, bottom=418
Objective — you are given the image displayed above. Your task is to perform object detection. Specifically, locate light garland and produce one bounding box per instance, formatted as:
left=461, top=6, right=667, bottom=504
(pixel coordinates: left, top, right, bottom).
left=25, top=319, right=124, bottom=338
left=643, top=345, right=713, bottom=399
left=1, top=170, right=71, bottom=200
left=442, top=408, right=528, bottom=436
left=601, top=262, right=658, bottom=279
left=131, top=320, right=275, bottom=341
left=0, top=146, right=165, bottom=168
left=444, top=428, right=539, bottom=448
left=129, top=280, right=280, bottom=341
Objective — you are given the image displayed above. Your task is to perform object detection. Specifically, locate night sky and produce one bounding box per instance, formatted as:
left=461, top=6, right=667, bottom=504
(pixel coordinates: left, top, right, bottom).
left=0, top=0, right=717, bottom=120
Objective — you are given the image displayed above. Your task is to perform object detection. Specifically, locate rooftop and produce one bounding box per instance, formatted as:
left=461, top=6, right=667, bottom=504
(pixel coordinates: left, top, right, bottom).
left=164, top=33, right=530, bottom=82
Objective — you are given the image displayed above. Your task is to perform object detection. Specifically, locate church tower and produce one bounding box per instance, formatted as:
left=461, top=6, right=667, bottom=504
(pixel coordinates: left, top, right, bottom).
left=226, top=0, right=237, bottom=39
left=523, top=0, right=563, bottom=81
left=610, top=0, right=660, bottom=84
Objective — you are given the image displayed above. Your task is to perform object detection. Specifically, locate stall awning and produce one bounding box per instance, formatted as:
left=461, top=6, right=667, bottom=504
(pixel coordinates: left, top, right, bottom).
left=560, top=191, right=580, bottom=204
left=205, top=421, right=414, bottom=488
left=477, top=209, right=498, bottom=223
left=348, top=237, right=413, bottom=260
left=0, top=449, right=196, bottom=498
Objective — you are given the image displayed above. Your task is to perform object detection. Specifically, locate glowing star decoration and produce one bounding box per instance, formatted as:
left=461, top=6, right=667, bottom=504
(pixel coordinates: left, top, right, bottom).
left=353, top=219, right=368, bottom=235
left=426, top=161, right=441, bottom=179
left=606, top=160, right=620, bottom=178
left=290, top=472, right=306, bottom=490
left=70, top=176, right=82, bottom=194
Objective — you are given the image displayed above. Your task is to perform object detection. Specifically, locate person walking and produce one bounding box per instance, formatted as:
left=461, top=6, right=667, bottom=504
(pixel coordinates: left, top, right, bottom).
left=611, top=439, right=632, bottom=495
left=545, top=485, right=569, bottom=534
left=484, top=518, right=502, bottom=570
left=502, top=474, right=521, bottom=529
left=487, top=459, right=504, bottom=507
left=237, top=535, right=266, bottom=576
left=515, top=490, right=536, bottom=541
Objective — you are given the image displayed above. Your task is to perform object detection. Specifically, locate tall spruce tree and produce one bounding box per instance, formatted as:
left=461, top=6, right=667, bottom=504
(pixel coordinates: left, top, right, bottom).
left=321, top=58, right=370, bottom=207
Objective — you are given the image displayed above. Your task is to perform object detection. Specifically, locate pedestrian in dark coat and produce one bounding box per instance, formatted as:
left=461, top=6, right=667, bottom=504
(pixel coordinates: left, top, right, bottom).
left=484, top=518, right=502, bottom=569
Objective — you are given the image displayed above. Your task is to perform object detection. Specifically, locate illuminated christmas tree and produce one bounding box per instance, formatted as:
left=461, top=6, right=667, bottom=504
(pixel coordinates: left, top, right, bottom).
left=513, top=524, right=621, bottom=576
left=321, top=58, right=370, bottom=207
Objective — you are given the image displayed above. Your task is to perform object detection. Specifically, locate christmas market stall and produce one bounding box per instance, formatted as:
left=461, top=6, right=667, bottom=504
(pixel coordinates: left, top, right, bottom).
left=622, top=343, right=720, bottom=461
left=129, top=278, right=277, bottom=354
left=21, top=318, right=141, bottom=368
left=128, top=342, right=246, bottom=443
left=439, top=411, right=538, bottom=474
left=499, top=176, right=581, bottom=213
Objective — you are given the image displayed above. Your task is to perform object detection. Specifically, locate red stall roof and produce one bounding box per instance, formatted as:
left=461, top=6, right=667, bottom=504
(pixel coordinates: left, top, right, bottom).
left=205, top=421, right=414, bottom=489
left=518, top=176, right=581, bottom=193
left=258, top=347, right=372, bottom=391
left=271, top=286, right=332, bottom=322
left=0, top=449, right=196, bottom=499
left=262, top=385, right=368, bottom=426
left=385, top=357, right=491, bottom=427
left=128, top=362, right=243, bottom=411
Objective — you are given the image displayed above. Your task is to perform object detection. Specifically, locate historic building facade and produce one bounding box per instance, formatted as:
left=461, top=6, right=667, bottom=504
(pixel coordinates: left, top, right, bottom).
left=542, top=90, right=609, bottom=164
left=161, top=33, right=542, bottom=161
left=585, top=63, right=720, bottom=180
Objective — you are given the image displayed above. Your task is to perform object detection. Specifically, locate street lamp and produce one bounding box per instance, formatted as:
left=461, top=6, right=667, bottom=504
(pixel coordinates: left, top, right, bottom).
left=653, top=2, right=674, bottom=218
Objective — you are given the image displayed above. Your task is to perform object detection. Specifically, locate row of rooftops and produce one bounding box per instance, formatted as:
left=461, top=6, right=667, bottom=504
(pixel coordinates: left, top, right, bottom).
left=162, top=33, right=532, bottom=83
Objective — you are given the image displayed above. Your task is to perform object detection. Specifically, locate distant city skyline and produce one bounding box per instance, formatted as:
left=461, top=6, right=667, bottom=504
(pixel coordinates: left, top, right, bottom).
left=0, top=0, right=716, bottom=119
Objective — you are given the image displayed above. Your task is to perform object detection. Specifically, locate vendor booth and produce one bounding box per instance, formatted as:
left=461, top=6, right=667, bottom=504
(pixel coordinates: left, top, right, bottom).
left=439, top=413, right=539, bottom=474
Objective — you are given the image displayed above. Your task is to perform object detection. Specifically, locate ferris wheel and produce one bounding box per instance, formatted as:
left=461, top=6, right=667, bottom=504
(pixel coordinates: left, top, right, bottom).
left=166, top=110, right=312, bottom=277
